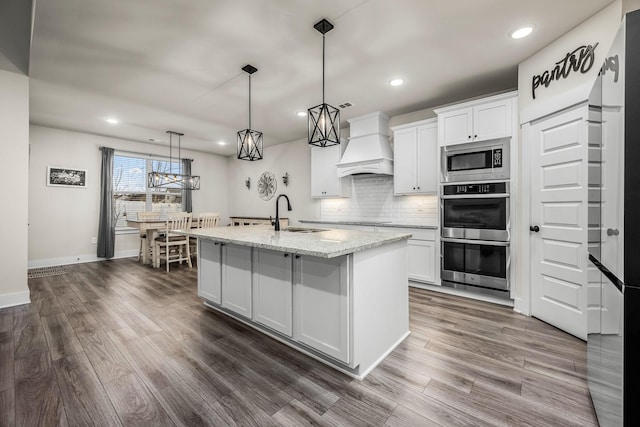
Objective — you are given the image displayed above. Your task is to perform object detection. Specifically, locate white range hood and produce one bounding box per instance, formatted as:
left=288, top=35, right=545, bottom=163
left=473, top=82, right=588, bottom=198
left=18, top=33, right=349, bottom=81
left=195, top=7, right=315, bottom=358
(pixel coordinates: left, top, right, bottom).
left=337, top=111, right=393, bottom=177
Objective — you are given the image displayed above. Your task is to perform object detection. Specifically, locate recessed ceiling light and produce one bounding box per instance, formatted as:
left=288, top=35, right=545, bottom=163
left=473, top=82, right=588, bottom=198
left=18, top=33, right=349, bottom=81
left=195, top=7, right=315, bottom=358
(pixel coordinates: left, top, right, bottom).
left=218, top=141, right=227, bottom=146
left=105, top=117, right=119, bottom=124
left=389, top=78, right=404, bottom=86
left=297, top=111, right=307, bottom=117
left=511, top=26, right=533, bottom=39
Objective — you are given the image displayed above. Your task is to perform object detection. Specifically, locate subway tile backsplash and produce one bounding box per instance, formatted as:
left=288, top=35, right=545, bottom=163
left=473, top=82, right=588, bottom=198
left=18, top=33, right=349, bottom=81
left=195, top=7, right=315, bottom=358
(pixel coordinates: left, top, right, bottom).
left=320, top=175, right=438, bottom=225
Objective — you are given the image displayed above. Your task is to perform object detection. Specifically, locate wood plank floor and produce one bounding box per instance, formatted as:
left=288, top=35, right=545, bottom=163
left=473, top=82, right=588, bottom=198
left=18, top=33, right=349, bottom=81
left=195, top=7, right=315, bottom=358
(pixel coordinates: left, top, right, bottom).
left=0, top=258, right=598, bottom=426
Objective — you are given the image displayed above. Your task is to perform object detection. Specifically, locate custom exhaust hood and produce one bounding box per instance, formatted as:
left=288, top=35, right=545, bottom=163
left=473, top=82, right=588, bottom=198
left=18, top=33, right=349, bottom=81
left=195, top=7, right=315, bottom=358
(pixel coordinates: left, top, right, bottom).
left=336, top=111, right=393, bottom=177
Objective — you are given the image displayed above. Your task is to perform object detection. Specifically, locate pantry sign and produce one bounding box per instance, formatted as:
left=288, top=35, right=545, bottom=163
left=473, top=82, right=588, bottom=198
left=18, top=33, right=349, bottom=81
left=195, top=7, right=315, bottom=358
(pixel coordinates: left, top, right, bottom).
left=531, top=43, right=599, bottom=99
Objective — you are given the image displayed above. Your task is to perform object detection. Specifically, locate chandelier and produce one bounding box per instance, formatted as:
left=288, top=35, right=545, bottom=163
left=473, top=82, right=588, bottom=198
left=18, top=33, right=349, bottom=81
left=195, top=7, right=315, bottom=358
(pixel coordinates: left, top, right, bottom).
left=308, top=18, right=340, bottom=147
left=147, top=130, right=200, bottom=190
left=237, top=64, right=263, bottom=161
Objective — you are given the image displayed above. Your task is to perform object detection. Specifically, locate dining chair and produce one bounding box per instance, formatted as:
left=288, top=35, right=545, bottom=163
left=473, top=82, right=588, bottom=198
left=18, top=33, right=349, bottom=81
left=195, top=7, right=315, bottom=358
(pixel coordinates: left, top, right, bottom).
left=136, top=211, right=160, bottom=262
left=190, top=212, right=220, bottom=258
left=199, top=212, right=220, bottom=228
left=154, top=212, right=192, bottom=272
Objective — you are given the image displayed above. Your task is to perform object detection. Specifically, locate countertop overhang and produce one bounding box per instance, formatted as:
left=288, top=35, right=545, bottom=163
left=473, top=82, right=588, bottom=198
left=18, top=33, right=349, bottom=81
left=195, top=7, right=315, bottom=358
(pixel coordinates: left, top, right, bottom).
left=176, top=225, right=411, bottom=258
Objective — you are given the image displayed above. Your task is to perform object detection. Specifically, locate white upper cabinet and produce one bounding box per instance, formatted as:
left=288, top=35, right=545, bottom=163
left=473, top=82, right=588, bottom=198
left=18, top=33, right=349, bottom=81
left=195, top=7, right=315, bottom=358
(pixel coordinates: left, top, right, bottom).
left=392, top=118, right=438, bottom=195
left=311, top=144, right=351, bottom=198
left=435, top=92, right=516, bottom=147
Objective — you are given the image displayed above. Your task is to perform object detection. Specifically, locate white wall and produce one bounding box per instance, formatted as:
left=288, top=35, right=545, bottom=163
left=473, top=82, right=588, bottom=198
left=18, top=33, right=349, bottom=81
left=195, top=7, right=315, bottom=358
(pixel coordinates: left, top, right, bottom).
left=0, top=69, right=29, bottom=307
left=518, top=1, right=622, bottom=124
left=226, top=138, right=320, bottom=225
left=28, top=125, right=228, bottom=267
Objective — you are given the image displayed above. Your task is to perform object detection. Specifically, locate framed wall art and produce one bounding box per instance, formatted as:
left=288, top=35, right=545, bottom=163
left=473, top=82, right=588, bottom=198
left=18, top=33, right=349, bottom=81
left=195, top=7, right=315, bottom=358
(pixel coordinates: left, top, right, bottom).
left=258, top=171, right=277, bottom=201
left=47, top=166, right=87, bottom=188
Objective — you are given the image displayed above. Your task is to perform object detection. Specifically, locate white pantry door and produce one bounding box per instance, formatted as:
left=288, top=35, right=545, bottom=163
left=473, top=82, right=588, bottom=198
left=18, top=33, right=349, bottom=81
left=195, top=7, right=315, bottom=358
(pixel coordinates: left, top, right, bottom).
left=530, top=105, right=589, bottom=340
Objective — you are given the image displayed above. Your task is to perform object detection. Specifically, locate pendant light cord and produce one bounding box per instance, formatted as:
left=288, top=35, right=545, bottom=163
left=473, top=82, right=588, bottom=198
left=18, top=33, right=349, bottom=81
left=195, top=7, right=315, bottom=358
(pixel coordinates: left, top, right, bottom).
left=249, top=73, right=252, bottom=129
left=322, top=33, right=326, bottom=104
left=169, top=132, right=173, bottom=175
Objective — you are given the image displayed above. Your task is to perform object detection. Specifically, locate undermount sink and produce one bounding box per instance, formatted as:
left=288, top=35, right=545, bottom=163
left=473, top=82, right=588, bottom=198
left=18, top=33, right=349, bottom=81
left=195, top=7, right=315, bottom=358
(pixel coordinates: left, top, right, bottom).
left=282, top=227, right=325, bottom=233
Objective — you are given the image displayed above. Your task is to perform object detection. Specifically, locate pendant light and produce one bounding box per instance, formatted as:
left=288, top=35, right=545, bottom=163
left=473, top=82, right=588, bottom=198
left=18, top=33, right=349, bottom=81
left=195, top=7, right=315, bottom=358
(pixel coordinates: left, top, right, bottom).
left=147, top=130, right=200, bottom=190
left=237, top=64, right=263, bottom=161
left=308, top=18, right=340, bottom=147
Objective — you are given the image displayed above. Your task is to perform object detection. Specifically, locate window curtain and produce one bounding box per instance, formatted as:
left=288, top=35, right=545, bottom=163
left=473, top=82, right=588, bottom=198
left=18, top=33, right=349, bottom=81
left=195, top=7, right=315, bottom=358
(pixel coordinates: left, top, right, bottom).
left=97, top=147, right=115, bottom=258
left=182, top=158, right=193, bottom=213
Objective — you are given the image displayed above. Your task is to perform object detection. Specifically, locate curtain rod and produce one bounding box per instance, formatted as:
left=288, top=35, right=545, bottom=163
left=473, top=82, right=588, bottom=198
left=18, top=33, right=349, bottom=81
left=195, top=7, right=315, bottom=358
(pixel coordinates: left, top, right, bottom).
left=98, top=146, right=194, bottom=162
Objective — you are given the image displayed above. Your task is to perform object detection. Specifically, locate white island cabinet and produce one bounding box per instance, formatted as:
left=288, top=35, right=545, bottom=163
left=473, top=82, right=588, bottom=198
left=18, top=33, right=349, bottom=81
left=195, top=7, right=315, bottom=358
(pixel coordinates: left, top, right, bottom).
left=294, top=254, right=350, bottom=363
left=187, top=225, right=410, bottom=379
left=198, top=240, right=252, bottom=318
left=252, top=248, right=293, bottom=337
left=198, top=240, right=222, bottom=305
left=221, top=244, right=253, bottom=318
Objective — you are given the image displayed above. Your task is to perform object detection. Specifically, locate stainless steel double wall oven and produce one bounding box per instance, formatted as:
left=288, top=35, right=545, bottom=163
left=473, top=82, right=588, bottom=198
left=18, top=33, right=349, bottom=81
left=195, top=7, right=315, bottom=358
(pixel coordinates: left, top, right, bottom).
left=441, top=139, right=511, bottom=298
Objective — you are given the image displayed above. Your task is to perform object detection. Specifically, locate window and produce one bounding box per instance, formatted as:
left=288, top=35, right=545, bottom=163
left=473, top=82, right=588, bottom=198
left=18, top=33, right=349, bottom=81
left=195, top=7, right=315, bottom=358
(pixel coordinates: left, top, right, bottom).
left=113, top=154, right=183, bottom=232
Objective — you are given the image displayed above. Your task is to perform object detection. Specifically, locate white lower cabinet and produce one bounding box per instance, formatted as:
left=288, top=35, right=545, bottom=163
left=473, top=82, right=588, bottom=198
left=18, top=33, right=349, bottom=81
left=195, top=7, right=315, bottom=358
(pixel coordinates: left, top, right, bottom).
left=198, top=239, right=222, bottom=304
left=221, top=244, right=253, bottom=318
left=294, top=254, right=350, bottom=364
left=407, top=239, right=436, bottom=283
left=252, top=248, right=293, bottom=337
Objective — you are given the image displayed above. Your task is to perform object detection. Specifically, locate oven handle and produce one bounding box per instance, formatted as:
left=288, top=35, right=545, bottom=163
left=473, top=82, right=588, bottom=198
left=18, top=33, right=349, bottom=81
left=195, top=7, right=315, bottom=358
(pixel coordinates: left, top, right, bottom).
left=441, top=237, right=510, bottom=247
left=440, top=194, right=509, bottom=199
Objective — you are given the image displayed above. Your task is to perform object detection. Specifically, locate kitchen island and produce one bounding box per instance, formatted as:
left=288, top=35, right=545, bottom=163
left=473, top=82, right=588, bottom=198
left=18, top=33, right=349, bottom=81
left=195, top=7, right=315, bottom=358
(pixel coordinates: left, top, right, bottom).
left=181, top=225, right=411, bottom=379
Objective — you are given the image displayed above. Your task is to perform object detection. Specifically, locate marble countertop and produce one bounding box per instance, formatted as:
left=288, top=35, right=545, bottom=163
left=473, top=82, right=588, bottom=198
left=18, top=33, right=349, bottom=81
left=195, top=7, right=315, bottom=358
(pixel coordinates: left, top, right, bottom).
left=177, top=225, right=411, bottom=258
left=299, top=219, right=438, bottom=230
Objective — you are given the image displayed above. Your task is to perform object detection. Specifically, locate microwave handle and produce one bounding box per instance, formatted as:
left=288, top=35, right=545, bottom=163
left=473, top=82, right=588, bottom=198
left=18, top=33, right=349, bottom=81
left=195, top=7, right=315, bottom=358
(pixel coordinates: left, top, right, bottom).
left=441, top=237, right=510, bottom=247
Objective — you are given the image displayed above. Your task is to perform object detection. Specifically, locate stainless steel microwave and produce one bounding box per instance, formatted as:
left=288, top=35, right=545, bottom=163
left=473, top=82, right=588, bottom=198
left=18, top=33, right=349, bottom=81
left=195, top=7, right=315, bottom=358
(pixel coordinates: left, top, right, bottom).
left=441, top=139, right=510, bottom=182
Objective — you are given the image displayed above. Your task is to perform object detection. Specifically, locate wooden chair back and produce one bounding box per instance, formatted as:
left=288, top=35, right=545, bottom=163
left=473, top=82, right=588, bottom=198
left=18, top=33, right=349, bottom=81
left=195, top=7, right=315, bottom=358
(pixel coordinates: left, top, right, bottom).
left=198, top=212, right=220, bottom=229
left=166, top=212, right=192, bottom=233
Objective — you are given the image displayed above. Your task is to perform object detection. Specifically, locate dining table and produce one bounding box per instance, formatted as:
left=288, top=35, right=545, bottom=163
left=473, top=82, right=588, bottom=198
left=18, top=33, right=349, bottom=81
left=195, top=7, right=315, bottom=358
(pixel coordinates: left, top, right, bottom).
left=126, top=217, right=201, bottom=265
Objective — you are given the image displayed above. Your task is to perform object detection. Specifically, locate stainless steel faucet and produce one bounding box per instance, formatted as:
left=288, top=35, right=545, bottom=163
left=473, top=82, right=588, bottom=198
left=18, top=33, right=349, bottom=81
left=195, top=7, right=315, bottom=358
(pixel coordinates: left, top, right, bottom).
left=274, top=194, right=292, bottom=231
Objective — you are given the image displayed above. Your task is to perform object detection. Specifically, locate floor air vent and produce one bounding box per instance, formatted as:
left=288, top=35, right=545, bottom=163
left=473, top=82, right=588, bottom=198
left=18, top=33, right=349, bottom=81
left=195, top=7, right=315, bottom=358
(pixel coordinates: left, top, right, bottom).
left=28, top=266, right=67, bottom=279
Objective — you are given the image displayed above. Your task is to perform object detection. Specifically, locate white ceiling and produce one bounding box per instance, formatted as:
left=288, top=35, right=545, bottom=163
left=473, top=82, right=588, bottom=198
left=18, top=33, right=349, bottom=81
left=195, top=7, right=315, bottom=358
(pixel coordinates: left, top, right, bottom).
left=29, top=0, right=615, bottom=156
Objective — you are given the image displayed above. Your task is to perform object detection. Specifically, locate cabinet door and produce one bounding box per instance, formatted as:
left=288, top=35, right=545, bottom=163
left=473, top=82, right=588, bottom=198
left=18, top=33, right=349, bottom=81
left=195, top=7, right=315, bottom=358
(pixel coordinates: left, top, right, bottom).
left=393, top=127, right=418, bottom=194
left=311, top=145, right=341, bottom=197
left=294, top=255, right=350, bottom=363
left=222, top=244, right=253, bottom=318
left=407, top=239, right=436, bottom=283
left=415, top=124, right=438, bottom=193
left=198, top=240, right=222, bottom=304
left=472, top=99, right=511, bottom=142
left=439, top=107, right=473, bottom=146
left=253, top=249, right=293, bottom=336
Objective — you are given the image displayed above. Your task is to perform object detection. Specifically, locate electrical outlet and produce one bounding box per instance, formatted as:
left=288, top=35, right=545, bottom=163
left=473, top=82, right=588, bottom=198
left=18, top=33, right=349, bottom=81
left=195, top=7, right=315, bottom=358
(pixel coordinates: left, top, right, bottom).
left=91, top=237, right=97, bottom=244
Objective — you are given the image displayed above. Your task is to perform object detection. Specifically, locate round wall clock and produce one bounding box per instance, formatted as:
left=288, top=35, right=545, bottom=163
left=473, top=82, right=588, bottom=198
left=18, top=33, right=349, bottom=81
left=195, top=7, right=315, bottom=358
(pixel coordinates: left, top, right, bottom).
left=258, top=171, right=277, bottom=201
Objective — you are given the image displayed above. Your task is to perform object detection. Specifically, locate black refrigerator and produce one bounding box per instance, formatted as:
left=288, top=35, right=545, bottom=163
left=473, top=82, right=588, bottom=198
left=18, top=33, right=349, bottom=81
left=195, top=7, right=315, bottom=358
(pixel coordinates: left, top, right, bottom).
left=587, top=8, right=640, bottom=427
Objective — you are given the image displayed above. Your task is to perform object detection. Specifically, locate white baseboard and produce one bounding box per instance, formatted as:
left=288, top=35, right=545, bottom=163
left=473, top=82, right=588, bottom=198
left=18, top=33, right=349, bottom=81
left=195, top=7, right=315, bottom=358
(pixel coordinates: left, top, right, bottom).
left=0, top=290, right=30, bottom=309
left=28, top=250, right=138, bottom=269
left=409, top=281, right=514, bottom=308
